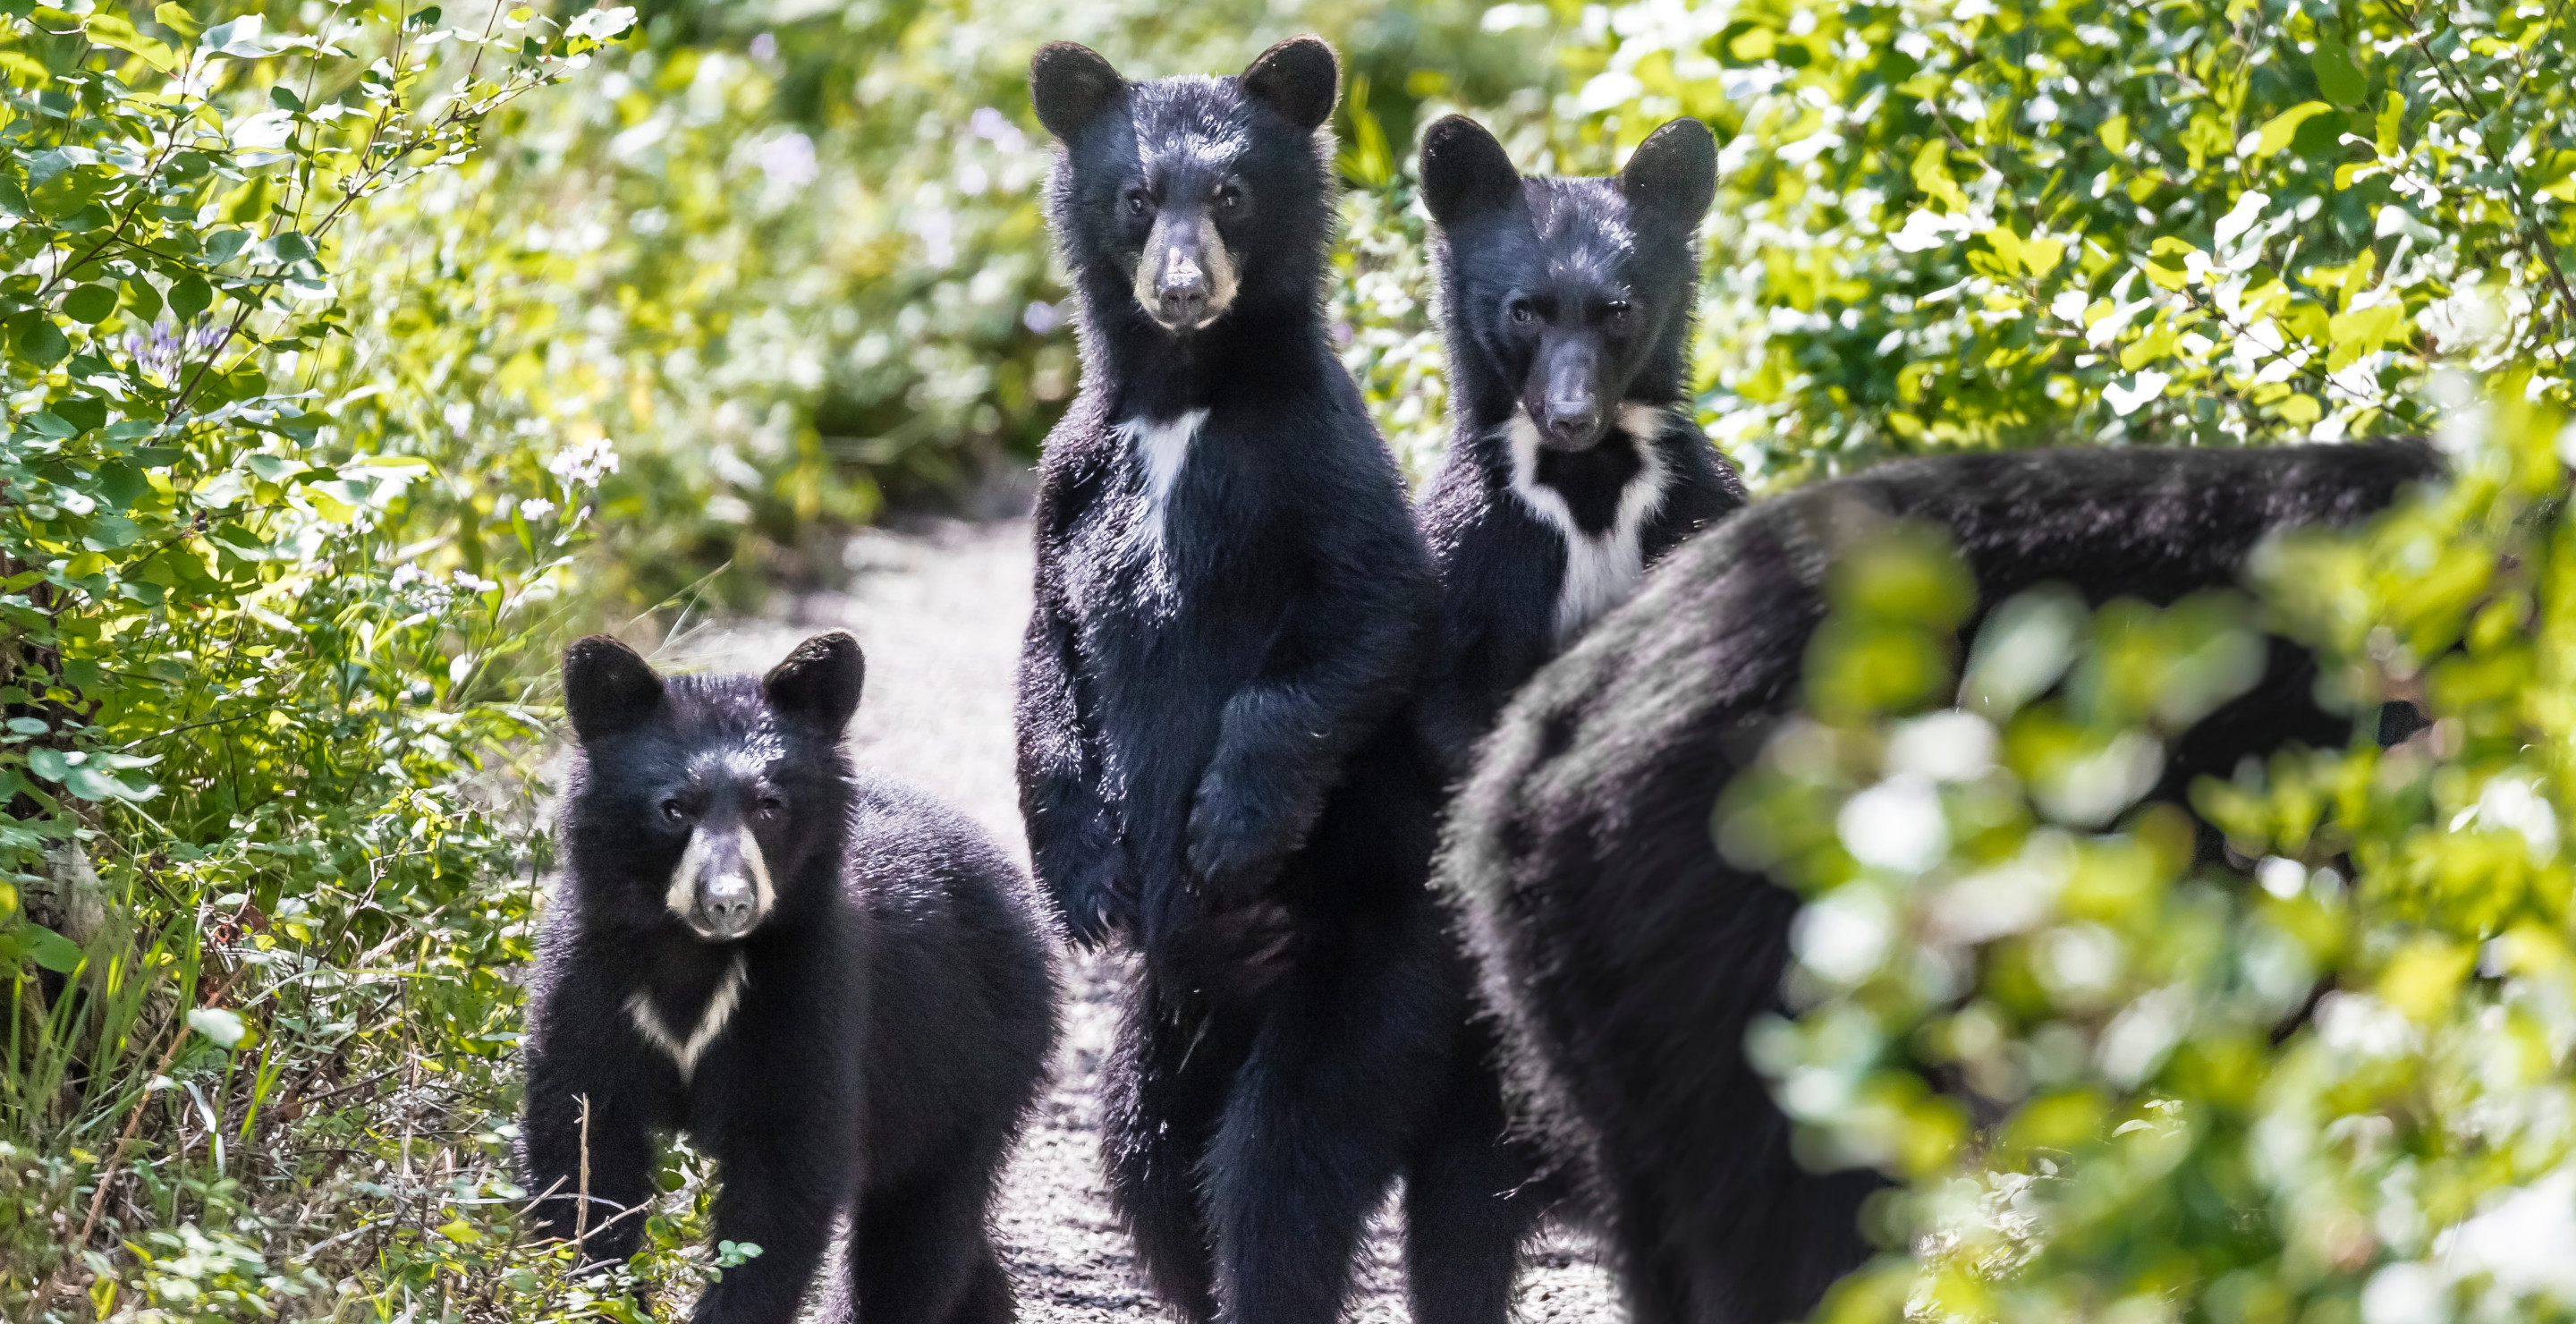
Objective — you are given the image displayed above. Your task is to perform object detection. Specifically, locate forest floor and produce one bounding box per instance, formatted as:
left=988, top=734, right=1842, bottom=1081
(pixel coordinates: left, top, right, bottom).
left=665, top=515, right=1620, bottom=1321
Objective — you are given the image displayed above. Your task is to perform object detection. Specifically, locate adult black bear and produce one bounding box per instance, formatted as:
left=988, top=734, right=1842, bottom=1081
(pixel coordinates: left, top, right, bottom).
left=1437, top=442, right=2443, bottom=1324
left=523, top=632, right=1056, bottom=1324
left=1016, top=37, right=1526, bottom=1324
left=1411, top=112, right=1748, bottom=777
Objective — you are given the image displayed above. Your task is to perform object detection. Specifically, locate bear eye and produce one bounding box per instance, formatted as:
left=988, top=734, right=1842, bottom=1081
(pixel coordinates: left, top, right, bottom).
left=1507, top=300, right=1535, bottom=325
left=660, top=798, right=686, bottom=824
left=756, top=794, right=785, bottom=819
left=1124, top=189, right=1153, bottom=216
left=1604, top=299, right=1633, bottom=325
left=1215, top=182, right=1242, bottom=210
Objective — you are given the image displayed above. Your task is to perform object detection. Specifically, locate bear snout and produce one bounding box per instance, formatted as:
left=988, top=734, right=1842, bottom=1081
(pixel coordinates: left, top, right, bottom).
left=665, top=825, right=775, bottom=941
left=1132, top=210, right=1239, bottom=333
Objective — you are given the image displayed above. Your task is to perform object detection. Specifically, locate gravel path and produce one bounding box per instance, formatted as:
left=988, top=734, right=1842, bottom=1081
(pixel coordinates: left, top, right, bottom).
left=669, top=516, right=1620, bottom=1322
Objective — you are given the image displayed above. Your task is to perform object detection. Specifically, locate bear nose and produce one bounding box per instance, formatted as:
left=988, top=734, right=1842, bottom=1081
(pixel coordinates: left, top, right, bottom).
left=1158, top=267, right=1209, bottom=326
left=700, top=875, right=755, bottom=937
left=1544, top=397, right=1601, bottom=447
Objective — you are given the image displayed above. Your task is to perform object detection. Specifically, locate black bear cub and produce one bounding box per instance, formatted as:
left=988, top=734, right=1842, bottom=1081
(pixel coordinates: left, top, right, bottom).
left=1411, top=113, right=1747, bottom=775
left=524, top=632, right=1056, bottom=1324
left=1018, top=36, right=1530, bottom=1324
left=1437, top=443, right=2443, bottom=1324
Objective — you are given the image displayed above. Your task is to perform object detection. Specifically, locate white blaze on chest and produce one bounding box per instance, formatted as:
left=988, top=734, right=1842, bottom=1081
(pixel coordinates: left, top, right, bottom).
left=626, top=952, right=749, bottom=1083
left=1506, top=403, right=1678, bottom=642
left=1112, top=409, right=1211, bottom=556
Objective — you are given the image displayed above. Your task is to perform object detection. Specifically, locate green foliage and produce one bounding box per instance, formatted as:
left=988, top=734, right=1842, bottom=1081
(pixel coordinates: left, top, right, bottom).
left=4, top=0, right=2572, bottom=1312
left=1726, top=380, right=2576, bottom=1322
left=0, top=2, right=773, bottom=1315
left=391, top=0, right=1546, bottom=606
left=1530, top=0, right=2576, bottom=484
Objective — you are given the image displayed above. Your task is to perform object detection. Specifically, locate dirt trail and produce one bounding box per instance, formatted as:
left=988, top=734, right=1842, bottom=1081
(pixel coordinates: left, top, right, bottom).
left=671, top=517, right=1619, bottom=1322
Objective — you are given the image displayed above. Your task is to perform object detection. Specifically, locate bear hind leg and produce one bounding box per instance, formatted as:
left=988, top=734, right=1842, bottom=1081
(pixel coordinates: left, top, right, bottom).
left=849, top=1166, right=1011, bottom=1324
left=1400, top=1037, right=1547, bottom=1324
left=1102, top=974, right=1235, bottom=1323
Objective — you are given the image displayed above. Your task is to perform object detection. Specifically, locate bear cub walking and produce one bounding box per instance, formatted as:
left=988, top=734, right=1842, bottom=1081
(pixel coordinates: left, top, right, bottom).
left=1411, top=113, right=1746, bottom=776
left=1438, top=443, right=2443, bottom=1324
left=524, top=632, right=1056, bottom=1324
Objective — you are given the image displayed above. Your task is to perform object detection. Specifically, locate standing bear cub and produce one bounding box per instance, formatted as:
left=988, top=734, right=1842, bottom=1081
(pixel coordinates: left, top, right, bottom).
left=1018, top=36, right=1530, bottom=1324
left=524, top=632, right=1057, bottom=1324
left=1411, top=112, right=1747, bottom=777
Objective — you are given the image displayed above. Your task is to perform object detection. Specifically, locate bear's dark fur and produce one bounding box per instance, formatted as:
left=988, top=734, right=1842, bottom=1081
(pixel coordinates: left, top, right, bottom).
left=1437, top=442, right=2443, bottom=1324
left=1411, top=113, right=1748, bottom=777
left=1016, top=38, right=1531, bottom=1323
left=524, top=632, right=1057, bottom=1324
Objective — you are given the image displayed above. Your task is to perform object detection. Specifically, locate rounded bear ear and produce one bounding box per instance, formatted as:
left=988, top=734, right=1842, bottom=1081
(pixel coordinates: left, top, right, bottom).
left=1620, top=117, right=1719, bottom=225
left=563, top=635, right=664, bottom=743
left=1031, top=42, right=1124, bottom=141
left=764, top=631, right=866, bottom=734
left=1419, top=115, right=1521, bottom=227
left=1241, top=36, right=1339, bottom=133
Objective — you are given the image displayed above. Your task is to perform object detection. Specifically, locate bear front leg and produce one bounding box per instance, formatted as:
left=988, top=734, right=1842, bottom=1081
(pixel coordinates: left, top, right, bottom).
left=1016, top=576, right=1133, bottom=944
left=1186, top=550, right=1436, bottom=906
left=521, top=1075, right=659, bottom=1269
left=688, top=1096, right=853, bottom=1324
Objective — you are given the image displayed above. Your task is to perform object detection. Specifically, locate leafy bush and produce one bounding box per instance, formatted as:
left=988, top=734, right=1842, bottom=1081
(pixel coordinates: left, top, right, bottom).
left=387, top=0, right=1549, bottom=608
left=1729, top=381, right=2576, bottom=1323
left=0, top=3, right=762, bottom=1316
left=1542, top=0, right=2574, bottom=481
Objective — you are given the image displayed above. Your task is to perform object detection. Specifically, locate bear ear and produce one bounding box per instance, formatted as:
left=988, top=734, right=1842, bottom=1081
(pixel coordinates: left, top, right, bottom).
left=1621, top=117, right=1719, bottom=225
left=1031, top=42, right=1124, bottom=140
left=563, top=635, right=664, bottom=743
left=1419, top=115, right=1521, bottom=227
left=764, top=631, right=865, bottom=734
left=1241, top=36, right=1339, bottom=133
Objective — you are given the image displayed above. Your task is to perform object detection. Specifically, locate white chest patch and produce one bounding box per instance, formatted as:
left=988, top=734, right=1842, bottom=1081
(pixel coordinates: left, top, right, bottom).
left=1506, top=403, right=1678, bottom=643
left=626, top=952, right=749, bottom=1083
left=1116, top=410, right=1210, bottom=531
left=1109, top=410, right=1210, bottom=585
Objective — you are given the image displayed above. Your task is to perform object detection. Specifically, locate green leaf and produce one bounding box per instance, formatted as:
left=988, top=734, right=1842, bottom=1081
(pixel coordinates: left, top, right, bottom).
left=12, top=316, right=70, bottom=368
left=27, top=925, right=82, bottom=974
left=2311, top=34, right=2368, bottom=109
left=152, top=1, right=202, bottom=37
left=2326, top=301, right=2405, bottom=371
left=121, top=278, right=162, bottom=322
left=168, top=273, right=212, bottom=320
left=2254, top=102, right=2336, bottom=158
left=54, top=397, right=106, bottom=433
left=96, top=461, right=148, bottom=511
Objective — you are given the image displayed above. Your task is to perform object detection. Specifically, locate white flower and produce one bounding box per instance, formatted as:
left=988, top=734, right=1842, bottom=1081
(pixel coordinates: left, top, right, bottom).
left=513, top=496, right=557, bottom=522
left=547, top=437, right=622, bottom=488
